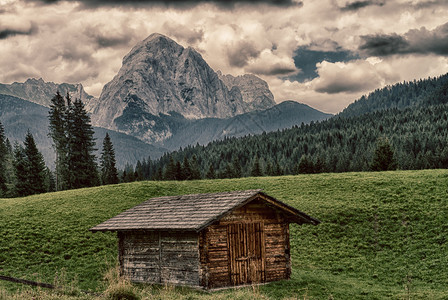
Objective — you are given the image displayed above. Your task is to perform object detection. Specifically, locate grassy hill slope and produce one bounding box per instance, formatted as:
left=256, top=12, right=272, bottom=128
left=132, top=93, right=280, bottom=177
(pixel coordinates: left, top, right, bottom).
left=0, top=170, right=447, bottom=299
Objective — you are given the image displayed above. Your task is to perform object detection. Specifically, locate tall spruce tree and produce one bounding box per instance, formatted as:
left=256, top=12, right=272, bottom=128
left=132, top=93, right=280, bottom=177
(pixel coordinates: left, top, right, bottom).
left=67, top=97, right=99, bottom=188
left=100, top=133, right=119, bottom=185
left=0, top=121, right=8, bottom=196
left=23, top=131, right=47, bottom=195
left=13, top=143, right=29, bottom=197
left=13, top=132, right=47, bottom=197
left=49, top=92, right=99, bottom=190
left=48, top=91, right=68, bottom=190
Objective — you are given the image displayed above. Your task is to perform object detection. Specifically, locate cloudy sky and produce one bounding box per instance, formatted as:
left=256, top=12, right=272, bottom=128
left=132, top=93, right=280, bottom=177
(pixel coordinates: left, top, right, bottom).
left=1, top=0, right=448, bottom=113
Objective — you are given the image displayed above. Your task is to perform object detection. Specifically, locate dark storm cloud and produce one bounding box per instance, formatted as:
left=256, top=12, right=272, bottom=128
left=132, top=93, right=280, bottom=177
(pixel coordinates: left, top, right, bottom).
left=246, top=63, right=297, bottom=76
left=94, top=34, right=132, bottom=48
left=340, top=0, right=384, bottom=11
left=227, top=41, right=261, bottom=68
left=27, top=0, right=302, bottom=9
left=0, top=24, right=38, bottom=40
left=411, top=0, right=448, bottom=9
left=359, top=34, right=409, bottom=56
left=315, top=79, right=371, bottom=94
left=360, top=22, right=448, bottom=57
left=290, top=46, right=359, bottom=82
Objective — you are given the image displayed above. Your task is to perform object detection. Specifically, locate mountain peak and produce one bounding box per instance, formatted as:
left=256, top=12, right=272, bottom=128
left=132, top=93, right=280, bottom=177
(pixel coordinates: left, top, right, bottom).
left=122, top=32, right=183, bottom=66
left=25, top=77, right=45, bottom=84
left=143, top=32, right=173, bottom=43
left=89, top=33, right=277, bottom=144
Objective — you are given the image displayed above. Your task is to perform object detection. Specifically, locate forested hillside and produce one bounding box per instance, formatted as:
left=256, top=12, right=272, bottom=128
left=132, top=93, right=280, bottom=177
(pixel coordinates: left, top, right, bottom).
left=133, top=74, right=448, bottom=180
left=339, top=73, right=448, bottom=118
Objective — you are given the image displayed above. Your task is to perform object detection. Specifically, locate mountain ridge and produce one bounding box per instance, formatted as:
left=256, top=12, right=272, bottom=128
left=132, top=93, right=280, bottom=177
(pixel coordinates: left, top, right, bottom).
left=0, top=78, right=94, bottom=108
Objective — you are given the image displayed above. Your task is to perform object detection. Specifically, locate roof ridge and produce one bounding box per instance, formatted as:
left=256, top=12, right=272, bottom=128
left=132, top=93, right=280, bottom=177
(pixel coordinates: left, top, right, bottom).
left=90, top=189, right=319, bottom=233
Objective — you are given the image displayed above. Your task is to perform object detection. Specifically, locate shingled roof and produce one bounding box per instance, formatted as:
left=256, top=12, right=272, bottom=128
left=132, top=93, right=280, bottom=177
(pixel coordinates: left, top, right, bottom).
left=90, top=189, right=320, bottom=232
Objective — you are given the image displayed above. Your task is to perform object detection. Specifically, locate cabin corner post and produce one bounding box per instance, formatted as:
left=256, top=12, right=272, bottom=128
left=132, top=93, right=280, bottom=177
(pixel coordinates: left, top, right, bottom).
left=117, top=231, right=125, bottom=276
left=198, top=229, right=209, bottom=288
left=285, top=223, right=291, bottom=279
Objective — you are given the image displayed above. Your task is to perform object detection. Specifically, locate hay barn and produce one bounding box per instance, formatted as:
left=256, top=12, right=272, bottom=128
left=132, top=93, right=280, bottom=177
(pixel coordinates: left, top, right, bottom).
left=90, top=189, right=320, bottom=289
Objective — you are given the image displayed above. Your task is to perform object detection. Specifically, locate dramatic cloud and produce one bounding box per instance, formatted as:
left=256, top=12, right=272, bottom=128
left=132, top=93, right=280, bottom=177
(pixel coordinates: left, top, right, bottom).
left=226, top=40, right=261, bottom=67
left=313, top=60, right=385, bottom=94
left=340, top=0, right=385, bottom=11
left=360, top=22, right=448, bottom=57
left=85, top=26, right=133, bottom=48
left=2, top=0, right=448, bottom=114
left=0, top=22, right=37, bottom=39
left=27, top=0, right=303, bottom=9
left=291, top=46, right=359, bottom=82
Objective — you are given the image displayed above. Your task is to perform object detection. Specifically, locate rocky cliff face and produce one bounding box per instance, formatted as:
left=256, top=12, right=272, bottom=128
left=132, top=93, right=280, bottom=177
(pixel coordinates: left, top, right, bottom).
left=0, top=78, right=94, bottom=107
left=89, top=33, right=250, bottom=130
left=87, top=33, right=279, bottom=143
left=217, top=71, right=276, bottom=111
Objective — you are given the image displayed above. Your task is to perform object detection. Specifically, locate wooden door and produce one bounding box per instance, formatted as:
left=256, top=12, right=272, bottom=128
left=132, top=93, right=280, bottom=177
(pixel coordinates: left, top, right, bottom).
left=227, top=223, right=266, bottom=285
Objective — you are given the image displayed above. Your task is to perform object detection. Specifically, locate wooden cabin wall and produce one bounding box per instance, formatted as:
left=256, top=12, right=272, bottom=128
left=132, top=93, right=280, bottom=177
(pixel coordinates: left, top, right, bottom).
left=118, top=231, right=200, bottom=286
left=199, top=198, right=291, bottom=288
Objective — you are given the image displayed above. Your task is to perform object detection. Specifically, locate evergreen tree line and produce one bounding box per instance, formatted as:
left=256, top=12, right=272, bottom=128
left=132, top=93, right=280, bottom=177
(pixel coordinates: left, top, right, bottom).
left=121, top=74, right=448, bottom=181
left=123, top=100, right=448, bottom=182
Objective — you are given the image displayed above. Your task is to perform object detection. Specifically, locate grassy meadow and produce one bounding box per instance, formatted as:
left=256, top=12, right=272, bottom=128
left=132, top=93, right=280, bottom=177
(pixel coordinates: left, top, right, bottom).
left=0, top=170, right=447, bottom=299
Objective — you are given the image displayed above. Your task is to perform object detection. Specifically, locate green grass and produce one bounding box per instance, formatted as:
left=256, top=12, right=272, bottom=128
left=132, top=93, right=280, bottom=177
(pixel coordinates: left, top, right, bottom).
left=1, top=170, right=448, bottom=299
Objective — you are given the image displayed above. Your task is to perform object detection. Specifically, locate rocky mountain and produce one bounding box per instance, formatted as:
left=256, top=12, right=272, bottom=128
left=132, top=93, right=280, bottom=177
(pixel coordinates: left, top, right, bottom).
left=217, top=71, right=276, bottom=111
left=87, top=33, right=275, bottom=142
left=0, top=78, right=94, bottom=108
left=0, top=94, right=166, bottom=169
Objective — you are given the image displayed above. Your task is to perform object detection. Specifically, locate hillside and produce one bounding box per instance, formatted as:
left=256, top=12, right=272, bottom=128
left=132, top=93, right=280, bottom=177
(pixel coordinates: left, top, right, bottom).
left=160, top=100, right=332, bottom=150
left=143, top=74, right=448, bottom=178
left=338, top=73, right=448, bottom=118
left=1, top=170, right=447, bottom=299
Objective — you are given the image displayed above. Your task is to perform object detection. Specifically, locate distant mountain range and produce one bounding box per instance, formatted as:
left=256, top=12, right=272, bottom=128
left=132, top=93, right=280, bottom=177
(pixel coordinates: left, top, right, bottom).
left=0, top=78, right=94, bottom=108
left=0, top=33, right=333, bottom=168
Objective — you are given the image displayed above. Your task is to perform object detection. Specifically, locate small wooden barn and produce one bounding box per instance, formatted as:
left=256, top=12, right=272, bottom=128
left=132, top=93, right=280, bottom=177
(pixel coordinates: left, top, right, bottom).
left=90, top=189, right=320, bottom=289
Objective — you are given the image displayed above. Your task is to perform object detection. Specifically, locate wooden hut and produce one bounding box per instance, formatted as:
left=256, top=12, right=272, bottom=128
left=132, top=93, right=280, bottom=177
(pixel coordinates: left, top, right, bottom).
left=90, top=189, right=320, bottom=289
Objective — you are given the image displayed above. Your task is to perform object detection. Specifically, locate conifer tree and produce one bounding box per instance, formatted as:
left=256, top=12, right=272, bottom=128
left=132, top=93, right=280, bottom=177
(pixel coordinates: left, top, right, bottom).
left=67, top=98, right=99, bottom=188
left=0, top=121, right=8, bottom=196
left=164, top=156, right=177, bottom=180
left=190, top=155, right=201, bottom=179
left=206, top=164, right=216, bottom=179
left=298, top=155, right=314, bottom=174
left=13, top=143, right=29, bottom=197
left=100, top=133, right=119, bottom=185
left=48, top=91, right=68, bottom=190
left=182, top=156, right=192, bottom=180
left=251, top=156, right=263, bottom=177
left=232, top=157, right=242, bottom=178
left=23, top=131, right=47, bottom=195
left=49, top=92, right=99, bottom=190
left=135, top=160, right=144, bottom=181
left=371, top=137, right=397, bottom=171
